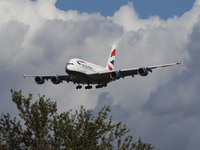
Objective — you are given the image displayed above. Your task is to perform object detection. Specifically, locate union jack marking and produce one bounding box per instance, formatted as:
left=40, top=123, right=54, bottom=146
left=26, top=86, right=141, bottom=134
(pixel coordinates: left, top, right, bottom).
left=110, top=60, right=114, bottom=65
left=107, top=64, right=113, bottom=71
left=110, top=49, right=116, bottom=58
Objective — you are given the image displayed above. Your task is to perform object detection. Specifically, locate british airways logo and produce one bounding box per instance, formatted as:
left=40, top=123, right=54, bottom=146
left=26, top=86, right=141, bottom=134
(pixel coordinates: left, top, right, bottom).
left=77, top=60, right=94, bottom=71
left=77, top=60, right=85, bottom=65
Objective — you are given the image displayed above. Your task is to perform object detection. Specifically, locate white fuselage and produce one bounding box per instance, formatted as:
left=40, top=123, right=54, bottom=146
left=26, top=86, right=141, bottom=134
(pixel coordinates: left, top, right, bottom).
left=65, top=58, right=108, bottom=75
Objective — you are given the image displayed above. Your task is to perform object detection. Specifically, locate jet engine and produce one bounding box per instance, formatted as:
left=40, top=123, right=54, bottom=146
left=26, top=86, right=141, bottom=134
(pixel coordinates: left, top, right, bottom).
left=35, top=76, right=45, bottom=84
left=51, top=76, right=61, bottom=84
left=138, top=68, right=148, bottom=76
left=110, top=71, right=121, bottom=79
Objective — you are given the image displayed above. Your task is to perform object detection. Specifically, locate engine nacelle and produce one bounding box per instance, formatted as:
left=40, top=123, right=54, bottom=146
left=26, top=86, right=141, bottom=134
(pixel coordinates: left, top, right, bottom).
left=51, top=76, right=61, bottom=84
left=110, top=71, right=121, bottom=79
left=35, top=76, right=45, bottom=84
left=138, top=68, right=148, bottom=76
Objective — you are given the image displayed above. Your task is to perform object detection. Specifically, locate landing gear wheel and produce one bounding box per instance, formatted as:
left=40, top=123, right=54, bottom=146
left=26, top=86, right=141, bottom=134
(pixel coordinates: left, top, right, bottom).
left=96, top=83, right=107, bottom=89
left=85, top=85, right=92, bottom=89
left=76, top=85, right=82, bottom=89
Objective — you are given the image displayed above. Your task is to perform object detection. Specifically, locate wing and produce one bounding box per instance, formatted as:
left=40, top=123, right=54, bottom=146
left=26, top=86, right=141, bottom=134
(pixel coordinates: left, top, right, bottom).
left=23, top=74, right=72, bottom=84
left=87, top=62, right=183, bottom=83
left=24, top=62, right=182, bottom=85
left=118, top=62, right=183, bottom=78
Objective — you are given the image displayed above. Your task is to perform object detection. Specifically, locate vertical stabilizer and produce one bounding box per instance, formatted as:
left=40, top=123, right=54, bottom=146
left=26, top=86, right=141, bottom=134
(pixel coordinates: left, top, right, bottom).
left=106, top=45, right=117, bottom=71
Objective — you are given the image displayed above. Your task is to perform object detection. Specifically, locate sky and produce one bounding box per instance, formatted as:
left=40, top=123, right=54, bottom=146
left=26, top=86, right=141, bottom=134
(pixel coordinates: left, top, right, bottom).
left=0, top=0, right=200, bottom=149
left=55, top=0, right=195, bottom=19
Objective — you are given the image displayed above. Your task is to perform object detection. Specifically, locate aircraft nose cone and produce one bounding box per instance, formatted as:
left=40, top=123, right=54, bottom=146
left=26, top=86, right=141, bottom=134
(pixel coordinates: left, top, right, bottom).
left=65, top=64, right=69, bottom=73
left=65, top=62, right=74, bottom=73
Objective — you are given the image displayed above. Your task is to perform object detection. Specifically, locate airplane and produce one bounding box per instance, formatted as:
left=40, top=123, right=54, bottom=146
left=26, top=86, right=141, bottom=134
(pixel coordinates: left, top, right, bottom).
left=24, top=45, right=183, bottom=89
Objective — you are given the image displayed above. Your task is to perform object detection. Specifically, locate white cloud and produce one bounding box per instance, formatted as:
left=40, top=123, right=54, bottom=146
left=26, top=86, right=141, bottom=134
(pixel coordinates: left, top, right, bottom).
left=0, top=0, right=200, bottom=149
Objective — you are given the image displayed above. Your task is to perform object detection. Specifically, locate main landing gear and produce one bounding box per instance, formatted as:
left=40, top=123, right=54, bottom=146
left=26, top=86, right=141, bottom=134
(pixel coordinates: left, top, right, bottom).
left=85, top=85, right=92, bottom=89
left=76, top=83, right=107, bottom=90
left=95, top=83, right=107, bottom=89
left=76, top=85, right=82, bottom=89
left=76, top=84, right=92, bottom=90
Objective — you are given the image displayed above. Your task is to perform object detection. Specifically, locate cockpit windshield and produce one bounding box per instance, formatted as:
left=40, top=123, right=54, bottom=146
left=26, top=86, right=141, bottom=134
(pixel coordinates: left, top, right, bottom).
left=67, top=63, right=74, bottom=65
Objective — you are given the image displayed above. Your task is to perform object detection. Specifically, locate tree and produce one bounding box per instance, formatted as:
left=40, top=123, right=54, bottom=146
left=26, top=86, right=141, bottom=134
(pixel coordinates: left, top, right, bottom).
left=0, top=90, right=154, bottom=150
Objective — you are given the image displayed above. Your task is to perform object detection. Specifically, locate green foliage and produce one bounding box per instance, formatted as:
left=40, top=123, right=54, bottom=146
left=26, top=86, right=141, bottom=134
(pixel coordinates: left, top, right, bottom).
left=0, top=90, right=154, bottom=150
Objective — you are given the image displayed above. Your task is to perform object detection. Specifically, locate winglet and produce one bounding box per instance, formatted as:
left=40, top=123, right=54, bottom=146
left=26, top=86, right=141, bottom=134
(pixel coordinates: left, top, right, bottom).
left=181, top=61, right=184, bottom=66
left=176, top=61, right=183, bottom=66
left=23, top=74, right=27, bottom=78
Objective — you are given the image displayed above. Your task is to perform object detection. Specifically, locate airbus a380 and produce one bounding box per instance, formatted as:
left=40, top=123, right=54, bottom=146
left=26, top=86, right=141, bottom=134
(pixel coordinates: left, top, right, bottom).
left=24, top=45, right=182, bottom=89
